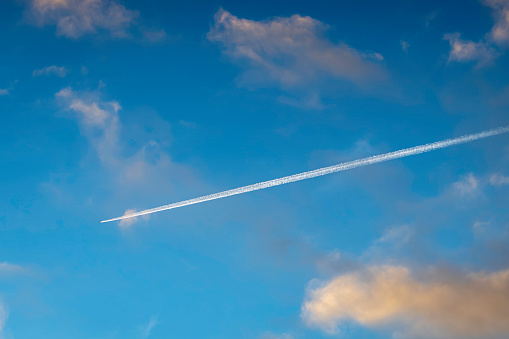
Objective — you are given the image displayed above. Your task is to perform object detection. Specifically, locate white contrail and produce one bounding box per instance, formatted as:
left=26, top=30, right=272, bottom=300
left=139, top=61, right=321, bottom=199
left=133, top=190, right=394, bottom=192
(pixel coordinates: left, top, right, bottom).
left=101, top=126, right=509, bottom=223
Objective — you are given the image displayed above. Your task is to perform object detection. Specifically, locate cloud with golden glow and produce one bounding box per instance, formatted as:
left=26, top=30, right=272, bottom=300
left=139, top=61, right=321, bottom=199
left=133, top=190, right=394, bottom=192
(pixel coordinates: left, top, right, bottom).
left=302, top=265, right=509, bottom=338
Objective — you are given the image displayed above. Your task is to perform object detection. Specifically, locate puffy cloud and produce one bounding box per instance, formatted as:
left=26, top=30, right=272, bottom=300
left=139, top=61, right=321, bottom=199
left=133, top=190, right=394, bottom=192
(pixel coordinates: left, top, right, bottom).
left=208, top=9, right=386, bottom=90
left=490, top=173, right=509, bottom=186
left=444, top=33, right=497, bottom=64
left=26, top=0, right=139, bottom=39
left=302, top=265, right=509, bottom=338
left=33, top=65, right=69, bottom=77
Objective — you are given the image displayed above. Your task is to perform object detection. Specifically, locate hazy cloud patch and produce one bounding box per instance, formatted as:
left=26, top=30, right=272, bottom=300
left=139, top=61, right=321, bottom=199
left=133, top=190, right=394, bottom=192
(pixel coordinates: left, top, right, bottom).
left=444, top=0, right=509, bottom=65
left=25, top=0, right=165, bottom=40
left=444, top=33, right=498, bottom=65
left=33, top=65, right=69, bottom=77
left=489, top=173, right=509, bottom=186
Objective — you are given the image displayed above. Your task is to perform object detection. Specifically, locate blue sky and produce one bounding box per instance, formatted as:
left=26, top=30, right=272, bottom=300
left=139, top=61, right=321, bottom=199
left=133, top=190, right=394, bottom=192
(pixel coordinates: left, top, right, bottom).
left=1, top=0, right=509, bottom=338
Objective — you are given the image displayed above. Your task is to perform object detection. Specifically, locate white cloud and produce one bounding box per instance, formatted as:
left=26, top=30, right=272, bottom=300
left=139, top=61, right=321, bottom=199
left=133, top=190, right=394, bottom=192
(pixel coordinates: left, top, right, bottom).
left=140, top=315, right=158, bottom=338
left=302, top=265, right=509, bottom=338
left=444, top=33, right=497, bottom=64
left=208, top=9, right=386, bottom=90
left=0, top=262, right=30, bottom=277
left=118, top=209, right=149, bottom=228
left=453, top=173, right=480, bottom=197
left=0, top=89, right=8, bottom=96
left=33, top=65, right=69, bottom=77
left=489, top=173, right=509, bottom=186
left=26, top=0, right=139, bottom=39
left=118, top=209, right=138, bottom=228
left=56, top=87, right=120, bottom=164
left=377, top=225, right=411, bottom=244
left=53, top=87, right=199, bottom=228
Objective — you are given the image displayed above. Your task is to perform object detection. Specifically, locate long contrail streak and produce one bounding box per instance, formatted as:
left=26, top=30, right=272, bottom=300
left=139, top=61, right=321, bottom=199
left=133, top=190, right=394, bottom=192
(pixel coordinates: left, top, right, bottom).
left=101, top=126, right=509, bottom=223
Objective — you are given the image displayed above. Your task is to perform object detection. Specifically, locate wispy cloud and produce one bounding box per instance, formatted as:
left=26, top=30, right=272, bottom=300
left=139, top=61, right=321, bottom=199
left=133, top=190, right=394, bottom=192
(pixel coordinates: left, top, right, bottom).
left=400, top=40, right=410, bottom=53
left=489, top=173, right=509, bottom=186
left=140, top=316, right=158, bottom=339
left=53, top=87, right=200, bottom=227
left=0, top=89, right=9, bottom=96
left=444, top=33, right=498, bottom=65
left=26, top=0, right=139, bottom=39
left=0, top=262, right=30, bottom=277
left=178, top=120, right=196, bottom=129
left=56, top=87, right=120, bottom=165
left=473, top=220, right=491, bottom=234
left=208, top=8, right=386, bottom=106
left=258, top=333, right=293, bottom=339
left=302, top=265, right=509, bottom=338
left=33, top=65, right=69, bottom=77
left=484, top=0, right=509, bottom=45
left=143, top=29, right=167, bottom=43
left=453, top=173, right=480, bottom=197
left=444, top=0, right=509, bottom=65
left=0, top=301, right=7, bottom=338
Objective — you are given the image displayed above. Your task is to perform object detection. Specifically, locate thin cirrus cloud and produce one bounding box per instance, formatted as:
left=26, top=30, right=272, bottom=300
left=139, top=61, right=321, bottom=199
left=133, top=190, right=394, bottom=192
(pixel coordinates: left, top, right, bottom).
left=453, top=173, right=480, bottom=197
left=0, top=302, right=6, bottom=338
left=0, top=262, right=30, bottom=277
left=444, top=0, right=509, bottom=65
left=53, top=87, right=199, bottom=228
left=490, top=173, right=509, bottom=186
left=302, top=265, right=509, bottom=339
left=207, top=9, right=386, bottom=92
left=140, top=315, right=158, bottom=339
left=26, top=0, right=139, bottom=39
left=444, top=33, right=498, bottom=64
left=33, top=65, right=69, bottom=77
left=486, top=0, right=509, bottom=45
left=56, top=87, right=121, bottom=165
